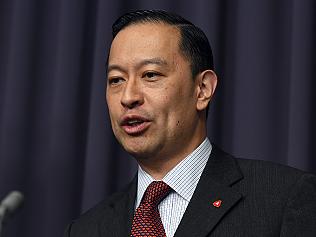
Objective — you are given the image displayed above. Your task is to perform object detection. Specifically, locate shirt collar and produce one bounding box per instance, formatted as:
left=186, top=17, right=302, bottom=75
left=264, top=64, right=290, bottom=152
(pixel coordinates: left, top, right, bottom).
left=136, top=138, right=212, bottom=208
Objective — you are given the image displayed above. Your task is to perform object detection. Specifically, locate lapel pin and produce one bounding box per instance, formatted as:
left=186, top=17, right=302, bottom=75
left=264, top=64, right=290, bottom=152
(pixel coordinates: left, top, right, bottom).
left=213, top=199, right=222, bottom=208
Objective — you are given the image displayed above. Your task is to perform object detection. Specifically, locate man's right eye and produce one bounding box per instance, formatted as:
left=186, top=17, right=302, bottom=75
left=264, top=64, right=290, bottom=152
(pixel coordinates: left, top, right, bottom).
left=108, top=77, right=124, bottom=85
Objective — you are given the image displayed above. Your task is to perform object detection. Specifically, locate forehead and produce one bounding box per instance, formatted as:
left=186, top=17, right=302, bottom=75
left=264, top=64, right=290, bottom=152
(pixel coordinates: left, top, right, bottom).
left=108, top=23, right=183, bottom=66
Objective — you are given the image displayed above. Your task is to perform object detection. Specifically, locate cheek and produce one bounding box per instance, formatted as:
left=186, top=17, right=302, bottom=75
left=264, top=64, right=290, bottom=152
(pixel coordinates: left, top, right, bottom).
left=156, top=88, right=189, bottom=123
left=167, top=89, right=197, bottom=127
left=107, top=102, right=116, bottom=121
left=106, top=100, right=122, bottom=133
left=106, top=93, right=120, bottom=115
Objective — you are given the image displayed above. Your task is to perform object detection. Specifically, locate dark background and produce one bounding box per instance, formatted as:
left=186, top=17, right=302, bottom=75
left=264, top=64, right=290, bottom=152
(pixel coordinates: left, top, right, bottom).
left=0, top=0, right=315, bottom=236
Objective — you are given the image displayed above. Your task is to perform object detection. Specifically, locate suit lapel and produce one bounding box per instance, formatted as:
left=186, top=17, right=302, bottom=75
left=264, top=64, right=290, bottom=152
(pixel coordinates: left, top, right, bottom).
left=99, top=175, right=137, bottom=237
left=174, top=145, right=244, bottom=237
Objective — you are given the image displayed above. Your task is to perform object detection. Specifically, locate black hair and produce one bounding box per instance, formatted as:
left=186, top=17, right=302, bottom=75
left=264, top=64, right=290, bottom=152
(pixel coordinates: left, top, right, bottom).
left=111, top=10, right=214, bottom=77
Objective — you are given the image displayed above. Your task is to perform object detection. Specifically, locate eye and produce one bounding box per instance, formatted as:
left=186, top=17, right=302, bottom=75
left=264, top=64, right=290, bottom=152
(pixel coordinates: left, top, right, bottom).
left=142, top=71, right=162, bottom=80
left=108, top=77, right=125, bottom=86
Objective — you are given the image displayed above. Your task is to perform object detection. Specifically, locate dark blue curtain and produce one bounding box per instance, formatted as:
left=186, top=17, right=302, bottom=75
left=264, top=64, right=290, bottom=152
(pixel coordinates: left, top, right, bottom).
left=0, top=0, right=315, bottom=236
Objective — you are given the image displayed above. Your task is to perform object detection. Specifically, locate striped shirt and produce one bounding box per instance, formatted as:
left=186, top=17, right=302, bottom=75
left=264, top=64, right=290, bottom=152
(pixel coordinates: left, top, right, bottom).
left=136, top=138, right=212, bottom=237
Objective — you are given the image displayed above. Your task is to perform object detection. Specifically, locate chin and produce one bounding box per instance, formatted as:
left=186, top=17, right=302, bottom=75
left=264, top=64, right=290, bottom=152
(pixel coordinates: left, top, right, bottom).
left=123, top=148, right=149, bottom=161
left=115, top=131, right=163, bottom=158
left=121, top=140, right=160, bottom=160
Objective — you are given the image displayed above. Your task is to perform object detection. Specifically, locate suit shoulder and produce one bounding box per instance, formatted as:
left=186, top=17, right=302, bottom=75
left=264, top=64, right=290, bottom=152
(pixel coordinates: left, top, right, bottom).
left=72, top=176, right=136, bottom=225
left=235, top=157, right=315, bottom=188
left=65, top=178, right=136, bottom=237
left=236, top=157, right=309, bottom=174
left=71, top=190, right=126, bottom=227
left=64, top=191, right=127, bottom=236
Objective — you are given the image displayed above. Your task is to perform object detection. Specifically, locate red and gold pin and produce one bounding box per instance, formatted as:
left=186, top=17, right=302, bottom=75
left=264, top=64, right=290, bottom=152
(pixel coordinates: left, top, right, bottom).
left=212, top=199, right=222, bottom=208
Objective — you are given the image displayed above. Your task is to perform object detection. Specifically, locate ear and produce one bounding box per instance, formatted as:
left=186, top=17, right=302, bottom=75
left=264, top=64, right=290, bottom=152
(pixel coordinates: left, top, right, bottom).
left=196, top=70, right=217, bottom=111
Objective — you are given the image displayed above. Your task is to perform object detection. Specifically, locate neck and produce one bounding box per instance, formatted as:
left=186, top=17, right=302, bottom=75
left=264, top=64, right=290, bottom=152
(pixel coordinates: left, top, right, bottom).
left=137, top=134, right=207, bottom=180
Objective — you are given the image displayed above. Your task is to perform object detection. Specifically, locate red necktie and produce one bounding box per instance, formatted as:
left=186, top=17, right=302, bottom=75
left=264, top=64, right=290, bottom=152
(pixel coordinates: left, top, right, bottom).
left=131, top=181, right=172, bottom=237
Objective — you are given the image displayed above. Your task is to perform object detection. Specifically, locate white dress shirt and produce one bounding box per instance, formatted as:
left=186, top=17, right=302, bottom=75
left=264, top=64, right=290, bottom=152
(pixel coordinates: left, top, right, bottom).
left=136, top=138, right=212, bottom=237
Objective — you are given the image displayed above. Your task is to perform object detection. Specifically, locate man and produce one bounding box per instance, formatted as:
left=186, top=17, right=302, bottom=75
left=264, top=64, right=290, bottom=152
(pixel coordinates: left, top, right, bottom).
left=65, top=10, right=316, bottom=236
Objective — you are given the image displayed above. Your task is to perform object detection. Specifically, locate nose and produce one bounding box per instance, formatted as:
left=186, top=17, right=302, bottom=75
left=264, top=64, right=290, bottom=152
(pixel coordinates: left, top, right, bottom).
left=121, top=79, right=144, bottom=109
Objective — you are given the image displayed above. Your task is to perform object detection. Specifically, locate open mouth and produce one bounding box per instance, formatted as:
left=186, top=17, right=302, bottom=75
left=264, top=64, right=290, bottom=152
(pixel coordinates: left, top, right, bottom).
left=125, top=119, right=144, bottom=127
left=120, top=116, right=151, bottom=135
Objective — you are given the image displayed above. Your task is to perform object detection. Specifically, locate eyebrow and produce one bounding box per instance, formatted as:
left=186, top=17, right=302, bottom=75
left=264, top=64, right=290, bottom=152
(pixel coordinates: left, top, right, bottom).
left=107, top=57, right=168, bottom=74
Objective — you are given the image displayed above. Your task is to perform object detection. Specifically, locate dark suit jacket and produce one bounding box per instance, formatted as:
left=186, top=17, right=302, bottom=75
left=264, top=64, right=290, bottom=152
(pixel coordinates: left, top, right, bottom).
left=64, top=146, right=316, bottom=236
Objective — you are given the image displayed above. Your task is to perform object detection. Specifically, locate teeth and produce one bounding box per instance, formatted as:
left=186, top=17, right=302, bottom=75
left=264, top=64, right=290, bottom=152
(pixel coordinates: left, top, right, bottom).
left=127, top=120, right=143, bottom=125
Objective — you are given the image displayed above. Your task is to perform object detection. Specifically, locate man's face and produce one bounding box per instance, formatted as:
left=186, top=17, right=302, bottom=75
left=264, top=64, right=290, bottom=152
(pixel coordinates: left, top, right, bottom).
left=106, top=23, right=203, bottom=161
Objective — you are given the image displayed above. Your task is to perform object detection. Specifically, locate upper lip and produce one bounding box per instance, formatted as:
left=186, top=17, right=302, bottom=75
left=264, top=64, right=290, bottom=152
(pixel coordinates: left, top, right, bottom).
left=120, top=114, right=150, bottom=126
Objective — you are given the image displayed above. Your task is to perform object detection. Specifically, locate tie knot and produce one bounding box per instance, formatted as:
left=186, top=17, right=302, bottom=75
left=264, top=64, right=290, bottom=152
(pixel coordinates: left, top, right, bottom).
left=142, top=181, right=171, bottom=206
